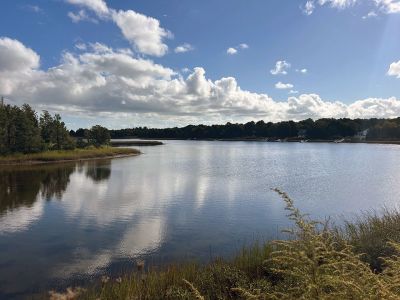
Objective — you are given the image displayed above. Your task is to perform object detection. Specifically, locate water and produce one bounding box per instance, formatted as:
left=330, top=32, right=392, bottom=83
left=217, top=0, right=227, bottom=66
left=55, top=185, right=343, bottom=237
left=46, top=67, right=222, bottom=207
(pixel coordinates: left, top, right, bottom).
left=1, top=141, right=400, bottom=298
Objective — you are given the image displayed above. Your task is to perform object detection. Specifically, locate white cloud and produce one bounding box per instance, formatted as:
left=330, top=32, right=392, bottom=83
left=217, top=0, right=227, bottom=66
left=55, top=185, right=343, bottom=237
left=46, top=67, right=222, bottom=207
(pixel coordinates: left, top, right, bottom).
left=275, top=82, right=294, bottom=89
left=3, top=38, right=400, bottom=127
left=289, top=90, right=299, bottom=94
left=303, top=1, right=316, bottom=15
left=227, top=44, right=249, bottom=55
left=227, top=47, right=238, bottom=55
left=75, top=43, right=87, bottom=51
left=318, top=0, right=357, bottom=9
left=68, top=10, right=98, bottom=23
left=304, top=0, right=400, bottom=15
left=174, top=43, right=194, bottom=53
left=65, top=0, right=109, bottom=16
left=375, top=0, right=400, bottom=13
left=271, top=60, right=291, bottom=75
left=66, top=0, right=170, bottom=57
left=296, top=68, right=308, bottom=74
left=0, top=38, right=39, bottom=72
left=0, top=37, right=40, bottom=95
left=111, top=10, right=170, bottom=57
left=388, top=60, right=400, bottom=78
left=362, top=11, right=378, bottom=18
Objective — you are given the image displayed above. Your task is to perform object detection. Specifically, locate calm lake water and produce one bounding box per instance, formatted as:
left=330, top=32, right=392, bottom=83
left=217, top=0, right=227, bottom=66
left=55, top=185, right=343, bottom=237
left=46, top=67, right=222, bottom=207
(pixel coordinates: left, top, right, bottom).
left=1, top=141, right=400, bottom=298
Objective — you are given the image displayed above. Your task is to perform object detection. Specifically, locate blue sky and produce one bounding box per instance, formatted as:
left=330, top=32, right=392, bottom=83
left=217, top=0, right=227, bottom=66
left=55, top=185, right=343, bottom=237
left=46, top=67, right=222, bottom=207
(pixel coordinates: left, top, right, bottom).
left=0, top=0, right=400, bottom=128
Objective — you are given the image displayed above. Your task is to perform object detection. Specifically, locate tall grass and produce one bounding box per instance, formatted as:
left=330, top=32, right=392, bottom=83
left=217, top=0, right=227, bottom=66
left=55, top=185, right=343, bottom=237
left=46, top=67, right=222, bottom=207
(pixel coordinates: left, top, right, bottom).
left=0, top=147, right=140, bottom=164
left=51, top=191, right=400, bottom=300
left=337, top=208, right=400, bottom=272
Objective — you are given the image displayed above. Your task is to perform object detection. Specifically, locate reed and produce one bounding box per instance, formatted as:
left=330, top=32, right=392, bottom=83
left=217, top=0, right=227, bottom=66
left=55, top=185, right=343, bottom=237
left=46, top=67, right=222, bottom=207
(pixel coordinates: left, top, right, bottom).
left=0, top=147, right=140, bottom=164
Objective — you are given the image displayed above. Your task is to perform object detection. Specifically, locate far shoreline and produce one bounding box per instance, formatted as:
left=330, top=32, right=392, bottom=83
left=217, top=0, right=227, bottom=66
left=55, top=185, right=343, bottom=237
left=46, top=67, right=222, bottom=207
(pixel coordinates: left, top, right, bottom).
left=111, top=137, right=400, bottom=145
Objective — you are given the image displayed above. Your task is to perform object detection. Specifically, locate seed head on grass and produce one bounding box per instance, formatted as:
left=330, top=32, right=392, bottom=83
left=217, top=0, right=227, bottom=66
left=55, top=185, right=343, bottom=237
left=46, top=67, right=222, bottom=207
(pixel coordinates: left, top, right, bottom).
left=182, top=279, right=205, bottom=300
left=48, top=287, right=85, bottom=300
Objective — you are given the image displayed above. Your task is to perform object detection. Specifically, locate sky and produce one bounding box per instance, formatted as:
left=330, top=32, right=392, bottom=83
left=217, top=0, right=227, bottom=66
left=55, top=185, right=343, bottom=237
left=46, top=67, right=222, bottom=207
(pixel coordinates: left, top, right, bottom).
left=0, top=0, right=400, bottom=129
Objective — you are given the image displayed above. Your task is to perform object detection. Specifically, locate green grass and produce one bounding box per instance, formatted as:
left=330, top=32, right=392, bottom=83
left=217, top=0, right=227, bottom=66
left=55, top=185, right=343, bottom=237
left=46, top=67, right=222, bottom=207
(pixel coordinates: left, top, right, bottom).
left=336, top=208, right=400, bottom=272
left=0, top=147, right=140, bottom=164
left=77, top=243, right=273, bottom=300
left=49, top=191, right=400, bottom=300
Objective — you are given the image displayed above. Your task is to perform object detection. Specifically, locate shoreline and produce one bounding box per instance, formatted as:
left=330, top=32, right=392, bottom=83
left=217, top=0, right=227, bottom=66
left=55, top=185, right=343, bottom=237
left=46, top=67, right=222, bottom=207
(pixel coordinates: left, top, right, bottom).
left=0, top=148, right=141, bottom=166
left=111, top=137, right=400, bottom=145
left=110, top=140, right=163, bottom=146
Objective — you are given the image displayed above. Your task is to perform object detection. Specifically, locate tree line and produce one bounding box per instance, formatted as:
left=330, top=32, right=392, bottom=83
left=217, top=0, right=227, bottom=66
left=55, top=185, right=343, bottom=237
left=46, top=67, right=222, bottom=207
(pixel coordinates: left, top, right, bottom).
left=70, top=118, right=400, bottom=141
left=0, top=103, right=110, bottom=155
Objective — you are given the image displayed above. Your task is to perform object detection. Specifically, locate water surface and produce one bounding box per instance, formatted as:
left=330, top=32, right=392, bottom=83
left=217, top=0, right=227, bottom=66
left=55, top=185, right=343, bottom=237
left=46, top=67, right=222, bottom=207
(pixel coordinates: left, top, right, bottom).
left=1, top=141, right=400, bottom=298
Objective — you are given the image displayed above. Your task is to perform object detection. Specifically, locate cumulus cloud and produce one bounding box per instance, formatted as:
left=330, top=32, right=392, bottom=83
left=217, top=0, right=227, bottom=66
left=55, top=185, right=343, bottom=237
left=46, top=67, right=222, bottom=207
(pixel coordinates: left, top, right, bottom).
left=227, top=47, right=238, bottom=55
left=66, top=0, right=109, bottom=16
left=226, top=43, right=249, bottom=55
left=66, top=0, right=170, bottom=57
left=388, top=60, right=400, bottom=78
left=275, top=82, right=294, bottom=89
left=271, top=60, right=291, bottom=75
left=0, top=37, right=40, bottom=71
left=111, top=10, right=170, bottom=57
left=174, top=43, right=194, bottom=53
left=0, top=37, right=40, bottom=95
left=375, top=0, right=400, bottom=13
left=2, top=37, right=400, bottom=127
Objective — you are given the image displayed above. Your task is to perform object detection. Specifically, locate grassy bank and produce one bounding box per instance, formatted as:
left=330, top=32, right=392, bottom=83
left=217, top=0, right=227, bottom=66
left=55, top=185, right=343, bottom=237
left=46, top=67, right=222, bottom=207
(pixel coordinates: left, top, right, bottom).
left=0, top=147, right=140, bottom=165
left=49, top=190, right=400, bottom=300
left=110, top=140, right=163, bottom=146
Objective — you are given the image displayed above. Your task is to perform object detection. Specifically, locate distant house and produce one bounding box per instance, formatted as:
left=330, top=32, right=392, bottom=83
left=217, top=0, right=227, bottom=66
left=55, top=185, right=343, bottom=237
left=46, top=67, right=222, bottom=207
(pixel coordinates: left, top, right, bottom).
left=298, top=129, right=307, bottom=138
left=353, top=129, right=369, bottom=141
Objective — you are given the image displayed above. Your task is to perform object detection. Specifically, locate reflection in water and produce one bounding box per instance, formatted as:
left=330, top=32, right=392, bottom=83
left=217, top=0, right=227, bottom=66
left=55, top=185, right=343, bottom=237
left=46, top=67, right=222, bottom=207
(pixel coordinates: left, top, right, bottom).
left=0, top=164, right=74, bottom=214
left=1, top=142, right=400, bottom=299
left=0, top=161, right=112, bottom=235
left=85, top=160, right=111, bottom=183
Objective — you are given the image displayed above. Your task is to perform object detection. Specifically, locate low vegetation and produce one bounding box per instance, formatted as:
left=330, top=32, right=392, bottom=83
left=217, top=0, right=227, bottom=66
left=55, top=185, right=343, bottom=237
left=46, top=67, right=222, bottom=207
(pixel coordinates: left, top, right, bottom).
left=50, top=190, right=400, bottom=300
left=0, top=147, right=139, bottom=164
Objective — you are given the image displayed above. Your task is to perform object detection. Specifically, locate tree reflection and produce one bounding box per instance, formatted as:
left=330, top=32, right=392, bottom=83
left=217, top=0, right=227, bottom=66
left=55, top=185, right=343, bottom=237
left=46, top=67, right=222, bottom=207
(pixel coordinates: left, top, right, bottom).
left=85, top=160, right=111, bottom=183
left=0, top=164, right=76, bottom=214
left=0, top=160, right=113, bottom=214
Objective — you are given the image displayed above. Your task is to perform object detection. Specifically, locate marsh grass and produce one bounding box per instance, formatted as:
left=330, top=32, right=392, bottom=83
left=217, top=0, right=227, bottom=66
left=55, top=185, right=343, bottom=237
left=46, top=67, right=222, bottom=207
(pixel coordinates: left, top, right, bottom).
left=336, top=208, right=400, bottom=272
left=54, top=191, right=400, bottom=299
left=0, top=147, right=140, bottom=164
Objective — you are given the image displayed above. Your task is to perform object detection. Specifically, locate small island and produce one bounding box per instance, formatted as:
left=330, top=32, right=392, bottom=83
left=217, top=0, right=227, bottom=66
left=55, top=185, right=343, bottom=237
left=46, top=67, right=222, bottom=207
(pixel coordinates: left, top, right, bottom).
left=0, top=103, right=140, bottom=165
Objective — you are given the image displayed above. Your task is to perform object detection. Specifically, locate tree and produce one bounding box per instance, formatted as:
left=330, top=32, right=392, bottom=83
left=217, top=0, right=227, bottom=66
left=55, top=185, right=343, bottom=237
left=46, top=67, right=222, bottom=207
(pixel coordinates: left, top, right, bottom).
left=19, top=104, right=42, bottom=153
left=40, top=110, right=54, bottom=144
left=88, top=125, right=110, bottom=146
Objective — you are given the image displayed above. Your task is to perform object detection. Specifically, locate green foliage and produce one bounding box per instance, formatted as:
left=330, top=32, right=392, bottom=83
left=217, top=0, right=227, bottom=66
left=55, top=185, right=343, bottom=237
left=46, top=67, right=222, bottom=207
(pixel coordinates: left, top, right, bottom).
left=87, top=125, right=111, bottom=147
left=104, top=117, right=383, bottom=140
left=0, top=103, right=76, bottom=154
left=338, top=209, right=400, bottom=272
